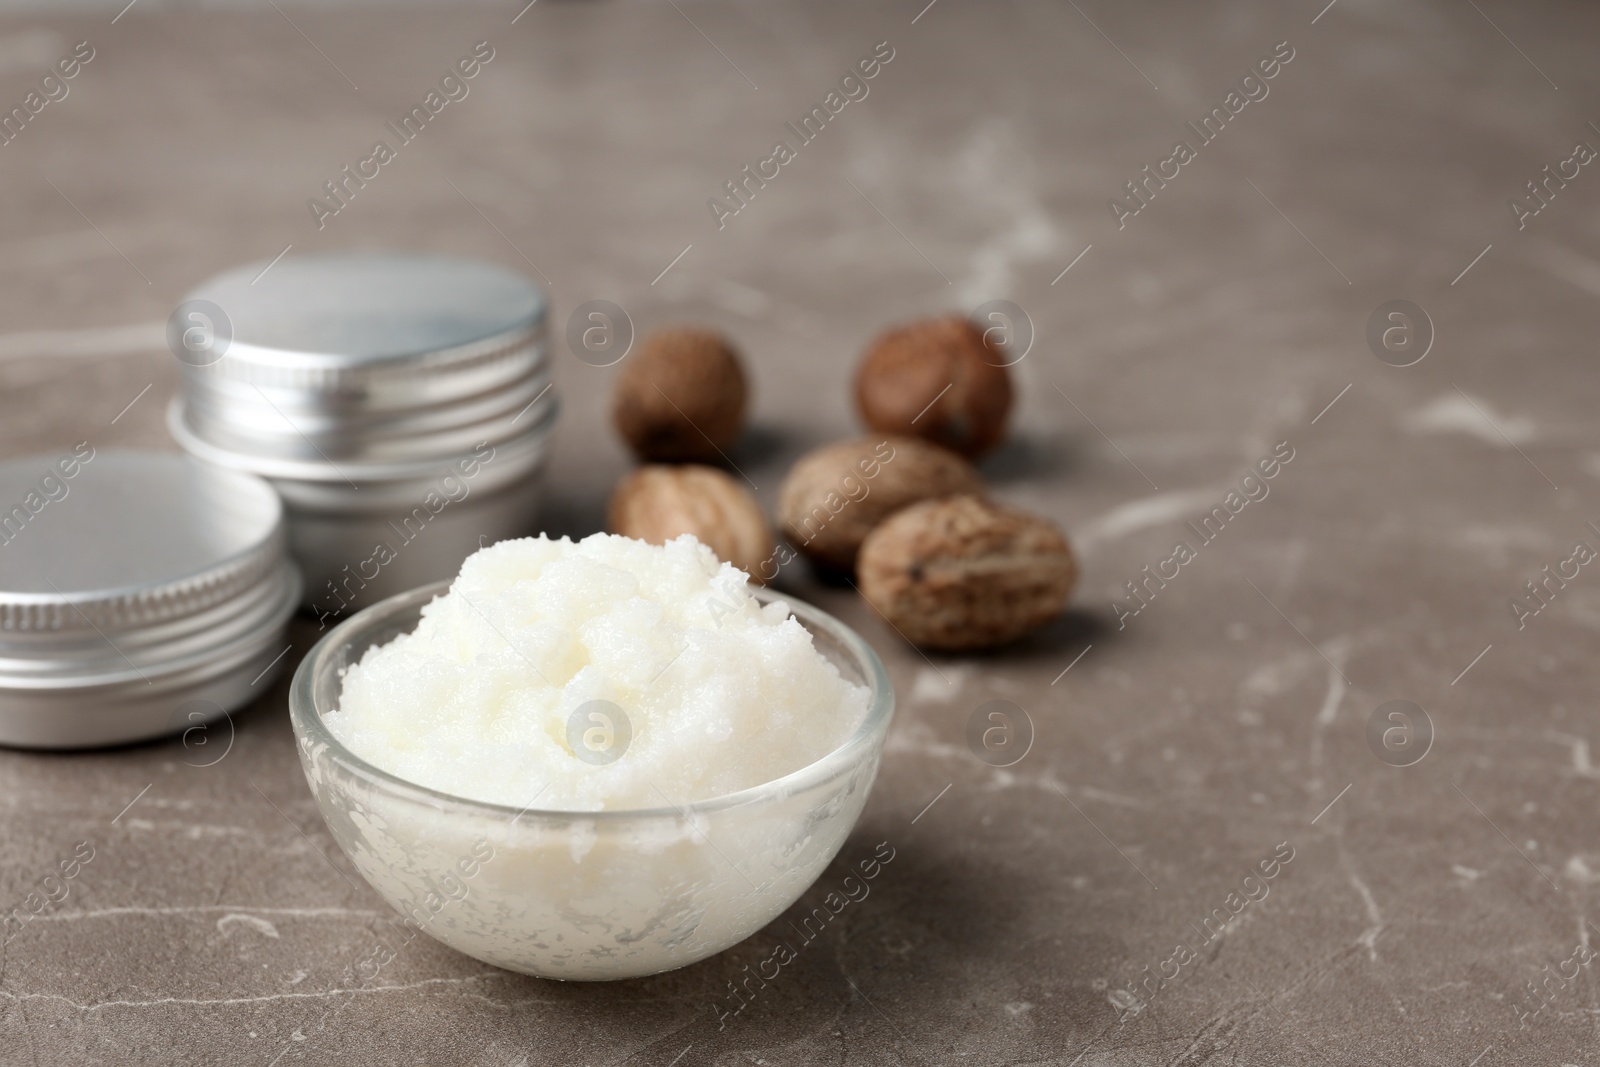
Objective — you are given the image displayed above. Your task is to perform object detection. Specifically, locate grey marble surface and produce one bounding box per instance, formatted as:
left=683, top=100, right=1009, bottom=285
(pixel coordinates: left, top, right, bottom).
left=2, top=1, right=1600, bottom=1063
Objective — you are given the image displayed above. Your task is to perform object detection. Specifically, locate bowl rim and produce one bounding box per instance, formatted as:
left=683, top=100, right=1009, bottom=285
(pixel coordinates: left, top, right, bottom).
left=289, top=577, right=895, bottom=822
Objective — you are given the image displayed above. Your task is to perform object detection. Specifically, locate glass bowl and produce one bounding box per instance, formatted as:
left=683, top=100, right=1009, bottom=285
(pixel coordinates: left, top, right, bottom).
left=288, top=580, right=894, bottom=981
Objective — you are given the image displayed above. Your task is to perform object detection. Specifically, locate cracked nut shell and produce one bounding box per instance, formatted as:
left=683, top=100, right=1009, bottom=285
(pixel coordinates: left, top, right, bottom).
left=857, top=494, right=1075, bottom=650
left=614, top=326, right=747, bottom=462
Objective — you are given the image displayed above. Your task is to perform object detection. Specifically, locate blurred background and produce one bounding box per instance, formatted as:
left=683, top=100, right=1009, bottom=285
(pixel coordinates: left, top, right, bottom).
left=2, top=1, right=1599, bottom=1064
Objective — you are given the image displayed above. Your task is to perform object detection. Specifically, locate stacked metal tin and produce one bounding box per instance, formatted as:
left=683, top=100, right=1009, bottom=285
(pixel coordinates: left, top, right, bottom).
left=167, top=254, right=558, bottom=617
left=0, top=451, right=299, bottom=748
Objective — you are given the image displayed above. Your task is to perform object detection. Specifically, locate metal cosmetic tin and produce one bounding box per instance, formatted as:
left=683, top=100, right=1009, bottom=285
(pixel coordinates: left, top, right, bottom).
left=167, top=254, right=558, bottom=617
left=0, top=451, right=299, bottom=749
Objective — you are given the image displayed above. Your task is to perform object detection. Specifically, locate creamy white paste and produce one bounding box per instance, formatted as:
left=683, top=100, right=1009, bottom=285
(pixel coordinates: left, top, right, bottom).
left=326, top=533, right=870, bottom=811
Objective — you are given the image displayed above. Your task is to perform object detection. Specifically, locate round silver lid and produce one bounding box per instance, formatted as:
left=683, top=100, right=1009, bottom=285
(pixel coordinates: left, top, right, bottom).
left=0, top=450, right=286, bottom=637
left=172, top=254, right=555, bottom=473
left=188, top=253, right=544, bottom=380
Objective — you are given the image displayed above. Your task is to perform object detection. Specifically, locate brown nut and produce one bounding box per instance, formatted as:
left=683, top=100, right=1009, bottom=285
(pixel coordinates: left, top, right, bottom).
left=854, top=316, right=1012, bottom=459
left=608, top=464, right=775, bottom=579
left=777, top=436, right=983, bottom=572
left=613, top=326, right=747, bottom=462
left=857, top=494, right=1075, bottom=650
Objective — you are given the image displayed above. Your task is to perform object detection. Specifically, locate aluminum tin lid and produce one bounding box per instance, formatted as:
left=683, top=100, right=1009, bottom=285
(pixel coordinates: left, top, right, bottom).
left=0, top=450, right=287, bottom=642
left=166, top=389, right=559, bottom=487
left=185, top=253, right=545, bottom=382
left=173, top=254, right=554, bottom=470
left=168, top=370, right=557, bottom=479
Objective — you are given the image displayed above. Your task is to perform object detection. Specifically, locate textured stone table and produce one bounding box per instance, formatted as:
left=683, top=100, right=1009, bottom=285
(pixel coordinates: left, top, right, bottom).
left=2, top=1, right=1599, bottom=1063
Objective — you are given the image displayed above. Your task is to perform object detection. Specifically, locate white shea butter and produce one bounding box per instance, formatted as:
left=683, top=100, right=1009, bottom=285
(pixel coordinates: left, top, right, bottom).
left=326, top=533, right=870, bottom=811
